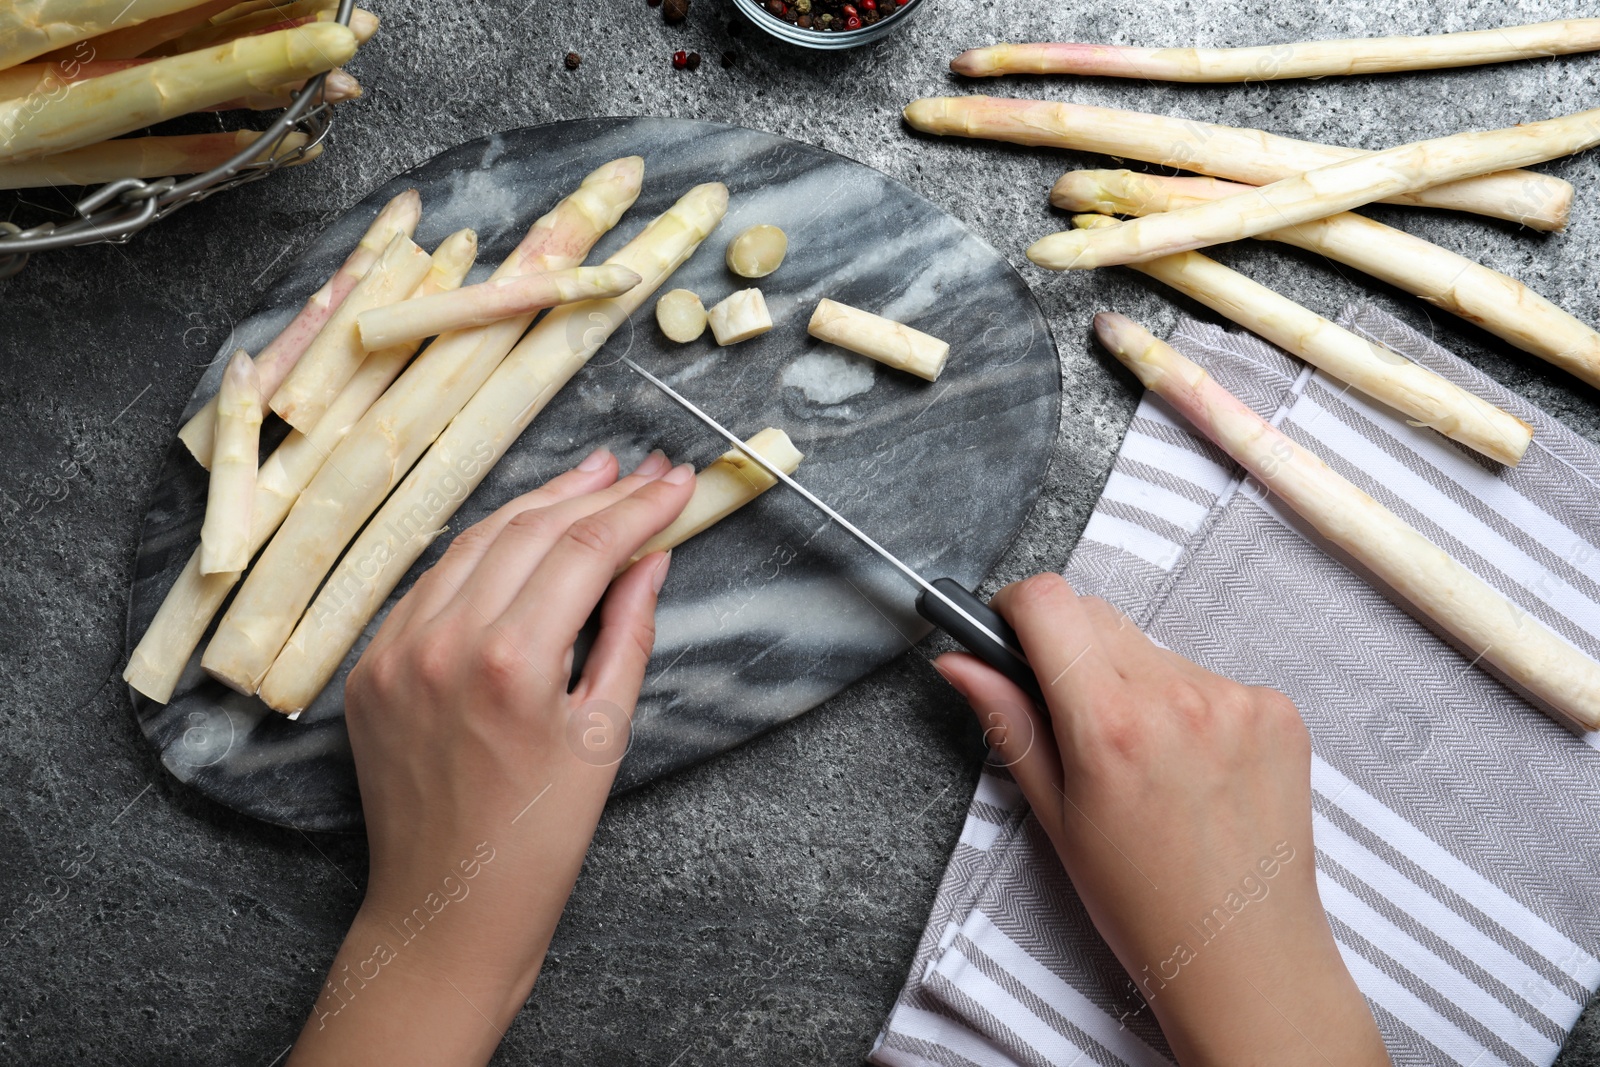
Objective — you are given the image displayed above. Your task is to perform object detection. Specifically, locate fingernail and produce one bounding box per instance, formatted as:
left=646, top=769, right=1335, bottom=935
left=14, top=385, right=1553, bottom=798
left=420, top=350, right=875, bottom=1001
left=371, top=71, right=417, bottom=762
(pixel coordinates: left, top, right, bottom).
left=652, top=550, right=672, bottom=593
left=578, top=446, right=611, bottom=471
left=662, top=463, right=695, bottom=485
left=634, top=449, right=670, bottom=478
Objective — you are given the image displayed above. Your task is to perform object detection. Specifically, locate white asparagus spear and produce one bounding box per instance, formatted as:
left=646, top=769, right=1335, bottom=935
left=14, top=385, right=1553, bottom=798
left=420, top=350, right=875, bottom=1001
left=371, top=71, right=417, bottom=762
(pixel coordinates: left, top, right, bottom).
left=631, top=428, right=804, bottom=563
left=269, top=233, right=434, bottom=432
left=0, top=0, right=216, bottom=69
left=707, top=288, right=773, bottom=345
left=0, top=130, right=316, bottom=190
left=902, top=96, right=1571, bottom=231
left=255, top=182, right=730, bottom=713
left=355, top=264, right=642, bottom=351
left=198, top=351, right=263, bottom=575
left=807, top=298, right=950, bottom=381
left=208, top=67, right=362, bottom=111
left=0, top=24, right=358, bottom=163
left=1070, top=214, right=1530, bottom=466
left=951, top=20, right=1600, bottom=80
left=151, top=6, right=379, bottom=55
left=200, top=158, right=646, bottom=695
left=123, top=230, right=478, bottom=703
left=178, top=188, right=422, bottom=468
left=1030, top=107, right=1600, bottom=270
left=0, top=59, right=145, bottom=101
left=1053, top=170, right=1600, bottom=391
left=1095, top=311, right=1600, bottom=731
left=32, top=0, right=241, bottom=61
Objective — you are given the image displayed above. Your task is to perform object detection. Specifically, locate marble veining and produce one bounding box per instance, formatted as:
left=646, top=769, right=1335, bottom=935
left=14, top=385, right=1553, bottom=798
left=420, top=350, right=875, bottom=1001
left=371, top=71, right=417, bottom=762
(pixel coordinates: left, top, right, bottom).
left=124, top=117, right=1061, bottom=831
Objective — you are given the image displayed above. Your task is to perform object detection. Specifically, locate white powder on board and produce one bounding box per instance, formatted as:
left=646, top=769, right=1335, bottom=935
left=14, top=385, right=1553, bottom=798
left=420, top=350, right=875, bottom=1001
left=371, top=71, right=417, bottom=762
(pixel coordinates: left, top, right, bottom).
left=781, top=349, right=875, bottom=404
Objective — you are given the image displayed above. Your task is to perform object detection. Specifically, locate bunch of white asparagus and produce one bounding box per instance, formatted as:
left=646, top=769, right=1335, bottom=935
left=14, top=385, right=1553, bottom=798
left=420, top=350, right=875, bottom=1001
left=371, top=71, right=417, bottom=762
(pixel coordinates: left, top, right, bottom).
left=905, top=18, right=1600, bottom=461
left=0, top=0, right=382, bottom=189
left=127, top=160, right=809, bottom=717
left=908, top=20, right=1600, bottom=726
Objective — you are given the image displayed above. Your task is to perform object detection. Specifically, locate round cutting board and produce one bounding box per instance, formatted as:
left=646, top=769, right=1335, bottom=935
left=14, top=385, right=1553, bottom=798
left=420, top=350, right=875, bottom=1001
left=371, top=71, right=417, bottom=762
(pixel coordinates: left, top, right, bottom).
left=125, top=117, right=1061, bottom=831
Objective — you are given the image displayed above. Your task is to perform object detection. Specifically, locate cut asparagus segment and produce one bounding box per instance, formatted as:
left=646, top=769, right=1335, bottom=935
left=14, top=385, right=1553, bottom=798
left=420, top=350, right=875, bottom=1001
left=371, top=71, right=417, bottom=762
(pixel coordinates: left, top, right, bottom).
left=1095, top=311, right=1600, bottom=731
left=725, top=224, right=787, bottom=278
left=951, top=20, right=1600, bottom=80
left=198, top=351, right=263, bottom=575
left=0, top=24, right=358, bottom=163
left=1031, top=108, right=1600, bottom=270
left=631, top=428, right=804, bottom=562
left=0, top=0, right=215, bottom=69
left=123, top=229, right=478, bottom=704
left=902, top=96, right=1571, bottom=231
left=655, top=288, right=707, bottom=342
left=178, top=188, right=422, bottom=468
left=708, top=288, right=773, bottom=345
left=1053, top=170, right=1600, bottom=391
left=355, top=264, right=642, bottom=350
left=269, top=232, right=434, bottom=432
left=0, top=130, right=315, bottom=191
left=254, top=182, right=729, bottom=714
left=199, top=158, right=647, bottom=696
left=807, top=298, right=950, bottom=382
left=1070, top=214, right=1530, bottom=465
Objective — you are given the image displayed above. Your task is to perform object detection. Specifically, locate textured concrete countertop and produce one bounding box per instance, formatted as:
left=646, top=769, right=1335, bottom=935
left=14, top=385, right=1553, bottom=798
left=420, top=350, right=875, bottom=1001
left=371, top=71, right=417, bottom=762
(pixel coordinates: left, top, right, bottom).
left=2, top=1, right=1598, bottom=1062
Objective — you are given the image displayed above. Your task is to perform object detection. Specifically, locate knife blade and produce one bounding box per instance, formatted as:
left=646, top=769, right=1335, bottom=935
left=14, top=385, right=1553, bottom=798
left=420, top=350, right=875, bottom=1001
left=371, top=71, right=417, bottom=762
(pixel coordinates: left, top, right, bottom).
left=617, top=355, right=1045, bottom=705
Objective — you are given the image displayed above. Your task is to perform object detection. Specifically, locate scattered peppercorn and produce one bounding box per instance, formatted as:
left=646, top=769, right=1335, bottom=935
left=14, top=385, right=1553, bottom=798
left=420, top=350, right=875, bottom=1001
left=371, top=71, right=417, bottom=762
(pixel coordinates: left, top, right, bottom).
left=563, top=51, right=581, bottom=69
left=721, top=50, right=738, bottom=67
left=662, top=0, right=689, bottom=24
left=671, top=49, right=688, bottom=68
left=685, top=50, right=702, bottom=70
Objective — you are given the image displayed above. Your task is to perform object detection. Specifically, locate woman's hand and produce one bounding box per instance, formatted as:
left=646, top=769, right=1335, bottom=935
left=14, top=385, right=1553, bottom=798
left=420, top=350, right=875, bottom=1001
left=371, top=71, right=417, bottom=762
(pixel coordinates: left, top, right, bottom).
left=290, top=447, right=696, bottom=1067
left=936, top=574, right=1389, bottom=1067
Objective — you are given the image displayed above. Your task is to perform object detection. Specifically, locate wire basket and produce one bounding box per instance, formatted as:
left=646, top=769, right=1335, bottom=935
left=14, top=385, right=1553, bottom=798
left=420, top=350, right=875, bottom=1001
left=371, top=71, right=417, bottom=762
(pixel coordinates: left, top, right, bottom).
left=0, top=0, right=356, bottom=280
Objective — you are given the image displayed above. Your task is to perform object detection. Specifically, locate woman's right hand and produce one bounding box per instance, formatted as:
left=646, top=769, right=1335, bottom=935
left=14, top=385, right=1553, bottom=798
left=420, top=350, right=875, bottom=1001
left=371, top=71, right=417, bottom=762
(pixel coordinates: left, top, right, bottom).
left=935, top=574, right=1389, bottom=1067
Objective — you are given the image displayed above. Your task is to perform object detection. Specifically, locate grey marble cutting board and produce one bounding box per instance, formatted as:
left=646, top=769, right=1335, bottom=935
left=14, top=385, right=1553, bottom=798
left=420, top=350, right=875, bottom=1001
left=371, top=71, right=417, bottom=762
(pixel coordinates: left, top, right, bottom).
left=124, top=117, right=1061, bottom=831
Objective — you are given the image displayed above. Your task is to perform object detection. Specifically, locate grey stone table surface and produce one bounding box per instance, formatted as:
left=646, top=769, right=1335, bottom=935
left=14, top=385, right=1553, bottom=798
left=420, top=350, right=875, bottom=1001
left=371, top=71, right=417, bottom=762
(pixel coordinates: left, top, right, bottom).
left=1, top=0, right=1597, bottom=1063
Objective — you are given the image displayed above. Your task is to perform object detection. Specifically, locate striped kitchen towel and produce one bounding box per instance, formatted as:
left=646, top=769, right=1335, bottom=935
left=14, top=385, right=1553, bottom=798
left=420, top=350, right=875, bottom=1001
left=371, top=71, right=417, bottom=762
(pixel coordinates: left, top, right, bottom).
left=872, top=304, right=1600, bottom=1067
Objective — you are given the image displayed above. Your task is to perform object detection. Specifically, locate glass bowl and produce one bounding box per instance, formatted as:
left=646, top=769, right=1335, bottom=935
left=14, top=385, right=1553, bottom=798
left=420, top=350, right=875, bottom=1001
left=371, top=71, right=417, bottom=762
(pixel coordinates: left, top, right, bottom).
left=730, top=0, right=926, bottom=49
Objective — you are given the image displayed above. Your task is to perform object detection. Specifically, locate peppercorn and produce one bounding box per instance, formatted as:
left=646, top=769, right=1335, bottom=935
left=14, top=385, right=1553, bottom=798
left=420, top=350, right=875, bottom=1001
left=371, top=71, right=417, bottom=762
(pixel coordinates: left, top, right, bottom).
left=686, top=51, right=701, bottom=70
left=796, top=13, right=811, bottom=26
left=861, top=0, right=875, bottom=9
left=662, top=0, right=689, bottom=24
left=671, top=49, right=688, bottom=68
left=563, top=52, right=581, bottom=69
left=766, top=0, right=785, bottom=13
left=843, top=13, right=861, bottom=28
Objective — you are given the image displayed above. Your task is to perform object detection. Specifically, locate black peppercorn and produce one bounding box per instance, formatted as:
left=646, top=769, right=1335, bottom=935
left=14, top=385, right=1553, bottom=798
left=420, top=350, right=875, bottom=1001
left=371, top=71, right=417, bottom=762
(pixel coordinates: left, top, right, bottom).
left=563, top=52, right=581, bottom=70
left=662, top=0, right=689, bottom=23
left=685, top=51, right=701, bottom=70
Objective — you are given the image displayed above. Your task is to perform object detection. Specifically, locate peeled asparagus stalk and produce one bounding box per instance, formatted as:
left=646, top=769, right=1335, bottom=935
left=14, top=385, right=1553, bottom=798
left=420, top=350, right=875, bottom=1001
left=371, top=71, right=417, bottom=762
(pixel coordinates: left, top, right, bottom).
left=1054, top=170, right=1600, bottom=391
left=902, top=97, right=1571, bottom=232
left=0, top=59, right=146, bottom=101
left=34, top=0, right=240, bottom=61
left=0, top=24, right=357, bottom=163
left=0, top=0, right=215, bottom=69
left=807, top=298, right=950, bottom=381
left=631, top=428, right=804, bottom=563
left=707, top=288, right=773, bottom=345
left=1071, top=214, right=1530, bottom=465
left=199, top=157, right=646, bottom=696
left=1095, top=311, right=1600, bottom=730
left=123, top=230, right=478, bottom=704
left=355, top=264, right=642, bottom=350
left=951, top=20, right=1600, bottom=80
left=1031, top=107, right=1600, bottom=270
left=0, top=130, right=315, bottom=190
left=269, top=233, right=434, bottom=432
left=198, top=351, right=263, bottom=575
left=255, top=181, right=729, bottom=714
left=178, top=188, right=422, bottom=468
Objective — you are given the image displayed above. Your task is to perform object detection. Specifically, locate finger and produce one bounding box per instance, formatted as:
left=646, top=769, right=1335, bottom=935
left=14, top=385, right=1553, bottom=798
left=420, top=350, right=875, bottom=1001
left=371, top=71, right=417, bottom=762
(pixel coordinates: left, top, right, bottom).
left=438, top=454, right=674, bottom=623
left=935, top=651, right=1070, bottom=847
left=495, top=464, right=696, bottom=665
left=396, top=448, right=637, bottom=626
left=989, top=575, right=1122, bottom=714
left=569, top=550, right=671, bottom=713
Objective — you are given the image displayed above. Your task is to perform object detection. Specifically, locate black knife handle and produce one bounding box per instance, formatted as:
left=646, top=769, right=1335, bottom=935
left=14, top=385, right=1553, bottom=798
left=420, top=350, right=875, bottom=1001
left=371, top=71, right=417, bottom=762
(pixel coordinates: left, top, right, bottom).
left=916, top=578, right=1045, bottom=707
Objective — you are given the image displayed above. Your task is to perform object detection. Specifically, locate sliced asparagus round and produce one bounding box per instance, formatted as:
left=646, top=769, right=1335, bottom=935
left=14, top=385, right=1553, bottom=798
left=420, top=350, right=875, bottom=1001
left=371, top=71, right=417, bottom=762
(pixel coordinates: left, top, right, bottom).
left=656, top=288, right=708, bottom=343
left=725, top=224, right=788, bottom=278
